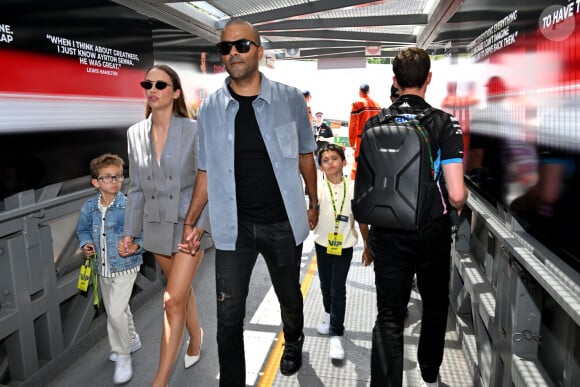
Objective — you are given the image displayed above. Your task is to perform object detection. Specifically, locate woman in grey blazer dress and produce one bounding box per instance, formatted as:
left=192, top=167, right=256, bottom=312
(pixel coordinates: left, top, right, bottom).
left=120, top=64, right=209, bottom=387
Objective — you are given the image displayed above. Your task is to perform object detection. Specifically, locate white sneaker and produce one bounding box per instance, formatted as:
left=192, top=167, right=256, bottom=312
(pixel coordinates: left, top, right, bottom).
left=329, top=336, right=345, bottom=360
left=113, top=354, right=133, bottom=384
left=131, top=333, right=142, bottom=353
left=109, top=333, right=142, bottom=362
left=317, top=312, right=330, bottom=335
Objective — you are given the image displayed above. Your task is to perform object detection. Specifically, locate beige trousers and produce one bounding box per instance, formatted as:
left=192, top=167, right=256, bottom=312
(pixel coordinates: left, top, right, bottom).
left=99, top=272, right=138, bottom=355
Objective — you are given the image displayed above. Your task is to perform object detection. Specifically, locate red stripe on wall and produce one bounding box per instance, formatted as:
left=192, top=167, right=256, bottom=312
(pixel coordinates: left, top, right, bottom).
left=1, top=50, right=146, bottom=98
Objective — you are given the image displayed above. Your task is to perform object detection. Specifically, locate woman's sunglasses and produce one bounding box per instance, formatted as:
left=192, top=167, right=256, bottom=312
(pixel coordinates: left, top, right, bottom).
left=216, top=39, right=260, bottom=55
left=140, top=80, right=172, bottom=90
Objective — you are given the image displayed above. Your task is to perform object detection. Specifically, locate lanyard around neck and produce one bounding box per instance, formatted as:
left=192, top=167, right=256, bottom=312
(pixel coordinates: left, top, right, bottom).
left=326, top=176, right=346, bottom=233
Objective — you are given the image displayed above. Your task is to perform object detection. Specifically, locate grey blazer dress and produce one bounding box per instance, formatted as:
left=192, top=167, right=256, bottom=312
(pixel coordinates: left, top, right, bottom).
left=124, top=115, right=211, bottom=255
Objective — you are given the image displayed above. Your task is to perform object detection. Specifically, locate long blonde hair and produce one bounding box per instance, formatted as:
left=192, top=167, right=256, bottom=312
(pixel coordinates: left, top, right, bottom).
left=144, top=64, right=189, bottom=118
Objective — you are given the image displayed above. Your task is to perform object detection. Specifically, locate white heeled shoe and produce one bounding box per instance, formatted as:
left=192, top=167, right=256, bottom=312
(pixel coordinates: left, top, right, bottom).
left=184, top=328, right=203, bottom=368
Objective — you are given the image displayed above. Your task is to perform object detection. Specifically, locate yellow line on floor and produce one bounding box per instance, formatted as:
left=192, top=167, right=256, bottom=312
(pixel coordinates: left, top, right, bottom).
left=256, top=255, right=318, bottom=387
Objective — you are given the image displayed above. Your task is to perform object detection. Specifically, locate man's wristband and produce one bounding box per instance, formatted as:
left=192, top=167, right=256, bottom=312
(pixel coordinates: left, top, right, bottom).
left=309, top=203, right=320, bottom=210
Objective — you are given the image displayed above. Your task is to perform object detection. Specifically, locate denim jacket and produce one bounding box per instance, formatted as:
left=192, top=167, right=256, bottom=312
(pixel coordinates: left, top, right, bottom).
left=76, top=192, right=143, bottom=273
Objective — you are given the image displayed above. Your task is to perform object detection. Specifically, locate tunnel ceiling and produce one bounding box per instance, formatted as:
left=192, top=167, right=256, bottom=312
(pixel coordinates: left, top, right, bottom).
left=111, top=0, right=543, bottom=60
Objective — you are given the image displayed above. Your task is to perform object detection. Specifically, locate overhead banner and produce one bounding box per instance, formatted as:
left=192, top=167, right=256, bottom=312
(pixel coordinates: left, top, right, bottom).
left=0, top=0, right=154, bottom=132
left=451, top=0, right=580, bottom=269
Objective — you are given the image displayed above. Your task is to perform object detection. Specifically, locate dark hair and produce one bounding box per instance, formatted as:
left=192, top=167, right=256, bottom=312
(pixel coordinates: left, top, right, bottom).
left=317, top=143, right=346, bottom=162
left=144, top=64, right=189, bottom=118
left=90, top=153, right=124, bottom=179
left=392, top=47, right=430, bottom=89
left=222, top=18, right=261, bottom=43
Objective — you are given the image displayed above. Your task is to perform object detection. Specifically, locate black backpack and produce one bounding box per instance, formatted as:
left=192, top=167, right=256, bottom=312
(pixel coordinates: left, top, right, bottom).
left=352, top=107, right=441, bottom=230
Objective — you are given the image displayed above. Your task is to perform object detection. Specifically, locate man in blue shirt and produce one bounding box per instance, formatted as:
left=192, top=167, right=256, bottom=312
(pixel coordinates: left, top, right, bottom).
left=181, top=18, right=319, bottom=387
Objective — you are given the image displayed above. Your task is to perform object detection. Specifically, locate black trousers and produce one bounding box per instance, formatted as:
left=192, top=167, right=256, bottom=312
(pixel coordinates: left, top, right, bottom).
left=315, top=243, right=353, bottom=336
left=215, top=219, right=304, bottom=387
left=369, top=216, right=451, bottom=386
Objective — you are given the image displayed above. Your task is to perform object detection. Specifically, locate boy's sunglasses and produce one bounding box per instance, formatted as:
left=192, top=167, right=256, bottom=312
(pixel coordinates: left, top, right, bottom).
left=216, top=39, right=260, bottom=55
left=140, top=80, right=172, bottom=90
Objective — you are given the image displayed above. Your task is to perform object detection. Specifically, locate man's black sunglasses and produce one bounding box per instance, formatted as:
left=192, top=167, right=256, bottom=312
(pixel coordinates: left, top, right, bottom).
left=140, top=80, right=172, bottom=90
left=216, top=39, right=260, bottom=55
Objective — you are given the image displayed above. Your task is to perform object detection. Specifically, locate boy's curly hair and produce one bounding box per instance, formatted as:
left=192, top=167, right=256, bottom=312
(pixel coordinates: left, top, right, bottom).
left=89, top=153, right=124, bottom=179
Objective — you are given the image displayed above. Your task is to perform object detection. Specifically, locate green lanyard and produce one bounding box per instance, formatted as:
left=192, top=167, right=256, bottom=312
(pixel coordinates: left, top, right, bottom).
left=91, top=254, right=99, bottom=307
left=326, top=176, right=346, bottom=234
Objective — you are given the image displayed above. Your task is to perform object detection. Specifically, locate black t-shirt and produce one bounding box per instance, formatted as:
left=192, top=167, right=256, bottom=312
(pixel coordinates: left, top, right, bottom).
left=315, top=122, right=333, bottom=149
left=315, top=123, right=333, bottom=139
left=231, top=88, right=287, bottom=223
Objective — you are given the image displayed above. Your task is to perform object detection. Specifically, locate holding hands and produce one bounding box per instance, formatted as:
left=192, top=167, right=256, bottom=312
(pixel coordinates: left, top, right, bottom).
left=118, top=236, right=140, bottom=257
left=178, top=225, right=205, bottom=255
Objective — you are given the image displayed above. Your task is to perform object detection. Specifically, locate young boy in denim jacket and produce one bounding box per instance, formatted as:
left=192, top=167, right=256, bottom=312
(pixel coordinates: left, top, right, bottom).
left=76, top=153, right=144, bottom=384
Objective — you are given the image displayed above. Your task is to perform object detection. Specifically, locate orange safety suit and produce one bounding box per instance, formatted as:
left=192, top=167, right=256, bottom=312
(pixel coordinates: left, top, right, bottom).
left=348, top=94, right=381, bottom=179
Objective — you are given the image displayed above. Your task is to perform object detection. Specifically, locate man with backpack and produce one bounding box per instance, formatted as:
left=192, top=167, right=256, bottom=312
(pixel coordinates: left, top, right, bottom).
left=360, top=48, right=467, bottom=387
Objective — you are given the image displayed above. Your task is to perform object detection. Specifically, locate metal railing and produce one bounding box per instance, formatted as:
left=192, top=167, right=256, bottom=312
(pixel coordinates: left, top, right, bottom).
left=0, top=180, right=163, bottom=387
left=450, top=187, right=580, bottom=387
left=0, top=179, right=578, bottom=386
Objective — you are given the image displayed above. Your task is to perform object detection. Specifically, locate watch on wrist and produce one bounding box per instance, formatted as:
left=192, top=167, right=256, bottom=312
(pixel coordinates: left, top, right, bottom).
left=309, top=203, right=320, bottom=210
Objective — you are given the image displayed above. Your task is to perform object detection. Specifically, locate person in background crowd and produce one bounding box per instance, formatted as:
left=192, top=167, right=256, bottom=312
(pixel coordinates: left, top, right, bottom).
left=390, top=84, right=400, bottom=103
left=314, top=111, right=334, bottom=152
left=468, top=76, right=537, bottom=206
left=303, top=90, right=313, bottom=128
left=200, top=51, right=208, bottom=74
left=179, top=19, right=319, bottom=387
left=348, top=83, right=381, bottom=179
left=510, top=103, right=580, bottom=271
left=121, top=64, right=210, bottom=387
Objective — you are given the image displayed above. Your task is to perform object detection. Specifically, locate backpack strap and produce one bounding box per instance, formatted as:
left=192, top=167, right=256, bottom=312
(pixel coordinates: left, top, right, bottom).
left=415, top=107, right=437, bottom=123
left=364, top=106, right=435, bottom=129
left=393, top=106, right=440, bottom=181
left=413, top=107, right=449, bottom=181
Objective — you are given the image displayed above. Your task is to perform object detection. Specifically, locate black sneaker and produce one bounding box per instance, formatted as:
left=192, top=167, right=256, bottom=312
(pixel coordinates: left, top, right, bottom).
left=280, top=333, right=304, bottom=376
